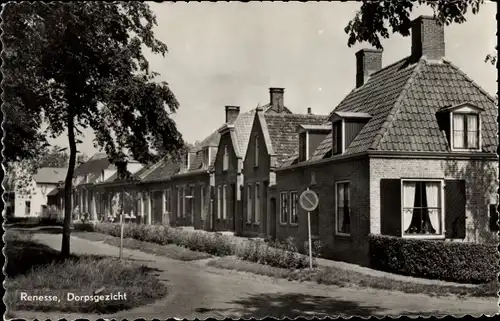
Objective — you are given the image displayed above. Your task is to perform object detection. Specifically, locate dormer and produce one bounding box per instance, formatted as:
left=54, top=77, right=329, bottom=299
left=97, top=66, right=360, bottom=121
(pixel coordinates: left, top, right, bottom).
left=330, top=111, right=372, bottom=155
left=297, top=124, right=331, bottom=162
left=180, top=152, right=191, bottom=173
left=436, top=102, right=484, bottom=152
left=201, top=147, right=211, bottom=169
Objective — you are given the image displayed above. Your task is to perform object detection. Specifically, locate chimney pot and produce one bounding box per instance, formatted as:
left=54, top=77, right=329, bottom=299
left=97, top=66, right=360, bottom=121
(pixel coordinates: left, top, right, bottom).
left=411, top=15, right=445, bottom=61
left=225, top=105, right=240, bottom=124
left=307, top=107, right=312, bottom=114
left=269, top=87, right=285, bottom=113
left=355, top=49, right=383, bottom=88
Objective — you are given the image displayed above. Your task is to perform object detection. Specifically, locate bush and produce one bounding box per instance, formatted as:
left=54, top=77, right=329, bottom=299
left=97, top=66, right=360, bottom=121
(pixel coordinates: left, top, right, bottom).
left=93, top=223, right=235, bottom=256
left=236, top=237, right=314, bottom=269
left=369, top=234, right=500, bottom=284
left=73, top=222, right=97, bottom=232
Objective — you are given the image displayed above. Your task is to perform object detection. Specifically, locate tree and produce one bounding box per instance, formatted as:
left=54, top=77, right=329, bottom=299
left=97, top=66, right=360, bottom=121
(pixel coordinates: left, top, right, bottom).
left=344, top=0, right=495, bottom=63
left=2, top=2, right=186, bottom=257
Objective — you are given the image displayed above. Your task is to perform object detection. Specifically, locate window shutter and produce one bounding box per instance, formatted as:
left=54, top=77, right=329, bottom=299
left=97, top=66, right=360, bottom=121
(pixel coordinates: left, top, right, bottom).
left=380, top=179, right=401, bottom=236
left=444, top=179, right=466, bottom=239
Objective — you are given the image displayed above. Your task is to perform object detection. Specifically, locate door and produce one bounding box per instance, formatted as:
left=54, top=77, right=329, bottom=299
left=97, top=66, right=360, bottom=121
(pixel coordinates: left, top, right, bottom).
left=152, top=191, right=163, bottom=224
left=270, top=197, right=277, bottom=241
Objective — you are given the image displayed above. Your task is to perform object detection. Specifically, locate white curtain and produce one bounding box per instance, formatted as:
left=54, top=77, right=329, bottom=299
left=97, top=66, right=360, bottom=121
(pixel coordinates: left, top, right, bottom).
left=426, top=182, right=440, bottom=234
left=403, top=182, right=416, bottom=232
left=337, top=184, right=344, bottom=232
left=467, top=114, right=478, bottom=148
left=453, top=114, right=465, bottom=148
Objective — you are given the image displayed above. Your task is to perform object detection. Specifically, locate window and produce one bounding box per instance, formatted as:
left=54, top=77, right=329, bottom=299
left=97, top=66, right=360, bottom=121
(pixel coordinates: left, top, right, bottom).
left=280, top=192, right=289, bottom=224
left=247, top=184, right=253, bottom=223
left=336, top=181, right=350, bottom=235
left=183, top=153, right=190, bottom=170
left=190, top=187, right=195, bottom=216
left=164, top=189, right=170, bottom=214
left=254, top=135, right=259, bottom=167
left=217, top=186, right=222, bottom=219
left=203, top=148, right=210, bottom=169
left=177, top=188, right=181, bottom=218
left=254, top=183, right=260, bottom=223
left=200, top=186, right=205, bottom=220
left=299, top=132, right=307, bottom=162
left=290, top=191, right=298, bottom=224
left=25, top=201, right=31, bottom=215
left=223, top=145, right=229, bottom=171
left=402, top=180, right=442, bottom=236
left=489, top=204, right=499, bottom=231
left=332, top=121, right=343, bottom=155
left=222, top=185, right=227, bottom=219
left=182, top=187, right=186, bottom=217
left=453, top=113, right=479, bottom=149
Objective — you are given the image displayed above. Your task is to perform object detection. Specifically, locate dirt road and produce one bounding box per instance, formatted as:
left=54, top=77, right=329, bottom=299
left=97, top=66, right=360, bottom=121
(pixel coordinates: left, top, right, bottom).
left=8, top=233, right=498, bottom=319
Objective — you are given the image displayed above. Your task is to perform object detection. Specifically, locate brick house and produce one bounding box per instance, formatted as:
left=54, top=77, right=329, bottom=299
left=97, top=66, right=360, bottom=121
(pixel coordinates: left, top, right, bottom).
left=169, top=130, right=220, bottom=229
left=275, top=15, right=499, bottom=266
left=243, top=97, right=329, bottom=238
left=78, top=153, right=144, bottom=222
left=212, top=88, right=296, bottom=233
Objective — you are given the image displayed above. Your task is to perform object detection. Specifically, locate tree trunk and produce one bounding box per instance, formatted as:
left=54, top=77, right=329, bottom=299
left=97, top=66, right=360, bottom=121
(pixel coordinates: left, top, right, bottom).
left=61, top=113, right=77, bottom=258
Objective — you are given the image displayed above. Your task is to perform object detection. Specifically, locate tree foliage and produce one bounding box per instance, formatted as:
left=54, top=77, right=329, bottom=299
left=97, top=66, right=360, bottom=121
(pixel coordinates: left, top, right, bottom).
left=2, top=2, right=185, bottom=256
left=344, top=1, right=491, bottom=56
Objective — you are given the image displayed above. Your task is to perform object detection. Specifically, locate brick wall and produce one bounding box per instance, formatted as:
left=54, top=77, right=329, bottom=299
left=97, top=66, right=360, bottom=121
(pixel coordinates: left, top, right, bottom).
left=276, top=156, right=370, bottom=265
left=243, top=114, right=272, bottom=237
left=369, top=157, right=498, bottom=244
left=214, top=131, right=239, bottom=231
left=170, top=173, right=210, bottom=228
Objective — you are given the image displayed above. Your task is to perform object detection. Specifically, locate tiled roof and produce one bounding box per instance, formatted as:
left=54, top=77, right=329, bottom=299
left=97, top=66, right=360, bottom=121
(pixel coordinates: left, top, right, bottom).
left=189, top=129, right=221, bottom=171
left=74, top=153, right=114, bottom=176
left=143, top=158, right=180, bottom=182
left=33, top=167, right=67, bottom=184
left=233, top=111, right=257, bottom=158
left=260, top=103, right=293, bottom=114
left=47, top=187, right=62, bottom=196
left=310, top=56, right=497, bottom=162
left=263, top=113, right=329, bottom=165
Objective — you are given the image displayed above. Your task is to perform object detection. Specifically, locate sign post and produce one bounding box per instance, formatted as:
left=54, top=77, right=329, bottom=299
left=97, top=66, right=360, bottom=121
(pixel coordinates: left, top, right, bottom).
left=299, top=188, right=319, bottom=270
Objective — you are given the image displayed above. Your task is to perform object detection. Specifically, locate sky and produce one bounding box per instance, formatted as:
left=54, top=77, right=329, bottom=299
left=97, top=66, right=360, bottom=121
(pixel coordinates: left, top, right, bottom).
left=49, top=1, right=498, bottom=157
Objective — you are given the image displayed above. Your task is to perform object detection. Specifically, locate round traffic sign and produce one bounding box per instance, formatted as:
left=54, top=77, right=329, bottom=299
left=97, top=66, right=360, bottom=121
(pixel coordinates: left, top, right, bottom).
left=299, top=189, right=319, bottom=212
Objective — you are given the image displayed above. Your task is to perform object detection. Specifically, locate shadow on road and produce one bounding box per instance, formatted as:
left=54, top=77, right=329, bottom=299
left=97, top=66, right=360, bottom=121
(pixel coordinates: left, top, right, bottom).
left=199, top=292, right=386, bottom=318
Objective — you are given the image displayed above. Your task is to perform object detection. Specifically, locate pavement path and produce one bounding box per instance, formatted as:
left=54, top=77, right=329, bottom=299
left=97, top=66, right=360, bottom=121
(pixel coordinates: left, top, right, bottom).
left=8, top=233, right=499, bottom=320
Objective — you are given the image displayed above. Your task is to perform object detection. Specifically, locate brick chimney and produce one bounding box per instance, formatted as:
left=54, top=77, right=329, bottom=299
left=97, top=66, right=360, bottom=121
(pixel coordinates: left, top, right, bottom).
left=269, top=87, right=284, bottom=113
left=225, top=106, right=240, bottom=124
left=307, top=107, right=312, bottom=114
left=356, top=49, right=383, bottom=88
left=411, top=15, right=445, bottom=61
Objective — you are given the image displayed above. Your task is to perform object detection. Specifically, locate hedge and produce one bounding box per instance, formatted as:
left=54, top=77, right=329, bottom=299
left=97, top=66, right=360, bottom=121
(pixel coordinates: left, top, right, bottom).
left=369, top=234, right=499, bottom=284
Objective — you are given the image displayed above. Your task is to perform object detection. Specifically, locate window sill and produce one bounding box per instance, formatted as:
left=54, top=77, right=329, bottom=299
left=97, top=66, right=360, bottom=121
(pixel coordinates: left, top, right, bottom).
left=279, top=222, right=288, bottom=226
left=253, top=222, right=260, bottom=226
left=403, top=234, right=445, bottom=240
left=245, top=221, right=252, bottom=225
left=289, top=223, right=299, bottom=227
left=334, top=232, right=351, bottom=238
left=450, top=148, right=481, bottom=152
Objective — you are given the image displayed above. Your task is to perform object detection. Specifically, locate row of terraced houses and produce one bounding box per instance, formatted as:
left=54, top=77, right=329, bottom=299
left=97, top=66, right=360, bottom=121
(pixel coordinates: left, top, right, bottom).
left=48, top=16, right=499, bottom=266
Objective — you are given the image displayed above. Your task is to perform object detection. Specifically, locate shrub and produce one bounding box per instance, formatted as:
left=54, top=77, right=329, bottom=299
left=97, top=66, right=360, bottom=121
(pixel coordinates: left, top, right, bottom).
left=369, top=234, right=500, bottom=284
left=236, top=238, right=313, bottom=269
left=93, top=223, right=235, bottom=256
left=73, top=222, right=97, bottom=232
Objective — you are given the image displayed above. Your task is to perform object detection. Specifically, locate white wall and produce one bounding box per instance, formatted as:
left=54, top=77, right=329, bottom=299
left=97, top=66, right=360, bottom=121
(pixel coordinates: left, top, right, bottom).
left=14, top=181, right=59, bottom=218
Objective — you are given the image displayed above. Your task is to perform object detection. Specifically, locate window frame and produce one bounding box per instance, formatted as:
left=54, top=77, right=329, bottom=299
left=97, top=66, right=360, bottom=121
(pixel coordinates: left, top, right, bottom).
left=222, top=184, right=227, bottom=219
left=451, top=111, right=481, bottom=151
left=279, top=192, right=289, bottom=225
left=401, top=178, right=445, bottom=239
left=176, top=188, right=181, bottom=218
left=332, top=120, right=345, bottom=155
left=217, top=185, right=222, bottom=219
left=200, top=185, right=205, bottom=220
left=246, top=184, right=253, bottom=223
left=335, top=180, right=351, bottom=236
left=223, top=145, right=229, bottom=171
left=289, top=191, right=298, bottom=225
left=254, top=135, right=259, bottom=167
left=254, top=182, right=260, bottom=224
